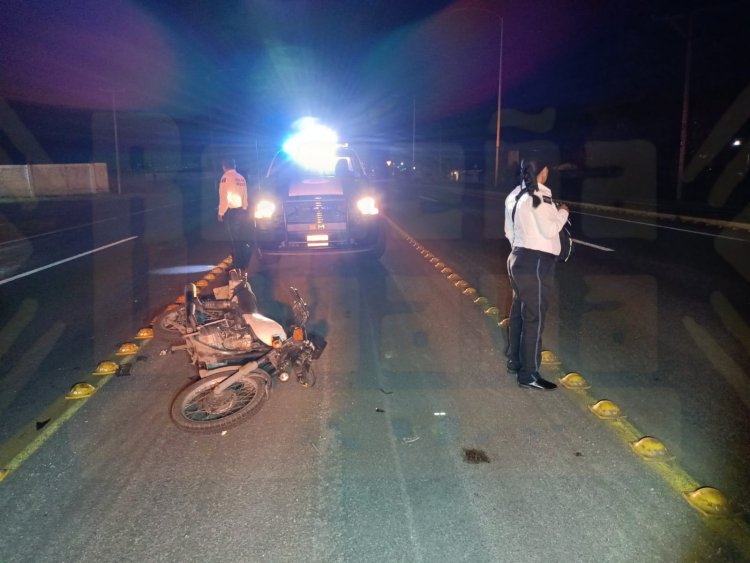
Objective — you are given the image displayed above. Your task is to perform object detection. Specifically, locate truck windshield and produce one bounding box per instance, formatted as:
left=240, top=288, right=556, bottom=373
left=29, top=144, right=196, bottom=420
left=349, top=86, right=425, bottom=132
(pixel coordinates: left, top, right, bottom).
left=266, top=149, right=364, bottom=182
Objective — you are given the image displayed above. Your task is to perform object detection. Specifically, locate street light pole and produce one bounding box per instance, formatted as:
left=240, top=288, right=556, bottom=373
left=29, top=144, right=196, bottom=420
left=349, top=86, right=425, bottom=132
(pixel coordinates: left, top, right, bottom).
left=111, top=91, right=122, bottom=196
left=448, top=7, right=504, bottom=188
left=494, top=17, right=504, bottom=189
left=101, top=88, right=123, bottom=195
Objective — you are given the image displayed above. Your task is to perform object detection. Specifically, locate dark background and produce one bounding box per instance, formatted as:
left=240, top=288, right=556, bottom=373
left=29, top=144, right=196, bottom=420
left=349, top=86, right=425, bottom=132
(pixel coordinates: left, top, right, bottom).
left=1, top=0, right=749, bottom=213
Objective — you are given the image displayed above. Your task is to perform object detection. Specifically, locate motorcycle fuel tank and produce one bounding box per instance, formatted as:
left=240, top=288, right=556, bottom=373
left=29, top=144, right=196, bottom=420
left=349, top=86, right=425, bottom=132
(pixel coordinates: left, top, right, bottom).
left=242, top=313, right=286, bottom=346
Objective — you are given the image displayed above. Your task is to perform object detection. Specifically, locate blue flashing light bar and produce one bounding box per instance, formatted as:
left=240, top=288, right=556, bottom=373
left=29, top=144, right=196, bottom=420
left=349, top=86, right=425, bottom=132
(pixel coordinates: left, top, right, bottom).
left=282, top=118, right=339, bottom=172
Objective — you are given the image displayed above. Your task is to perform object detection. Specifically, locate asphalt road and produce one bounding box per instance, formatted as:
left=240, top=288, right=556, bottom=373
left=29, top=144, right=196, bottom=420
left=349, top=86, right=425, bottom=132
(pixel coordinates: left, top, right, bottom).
left=0, top=191, right=219, bottom=442
left=401, top=183, right=750, bottom=515
left=0, top=183, right=749, bottom=562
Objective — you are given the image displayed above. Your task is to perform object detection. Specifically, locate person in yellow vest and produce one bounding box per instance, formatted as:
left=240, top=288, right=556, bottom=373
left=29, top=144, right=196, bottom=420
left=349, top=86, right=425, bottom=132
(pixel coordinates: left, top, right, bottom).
left=218, top=158, right=250, bottom=271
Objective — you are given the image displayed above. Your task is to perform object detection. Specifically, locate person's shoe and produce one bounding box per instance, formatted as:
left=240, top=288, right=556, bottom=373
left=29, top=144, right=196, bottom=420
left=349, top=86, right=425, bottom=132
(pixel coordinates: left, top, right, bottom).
left=517, top=374, right=557, bottom=390
left=506, top=359, right=521, bottom=374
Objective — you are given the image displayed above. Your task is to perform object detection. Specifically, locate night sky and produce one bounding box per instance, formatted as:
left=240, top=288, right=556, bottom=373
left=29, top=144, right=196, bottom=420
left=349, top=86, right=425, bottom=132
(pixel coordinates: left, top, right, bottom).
left=1, top=0, right=749, bottom=203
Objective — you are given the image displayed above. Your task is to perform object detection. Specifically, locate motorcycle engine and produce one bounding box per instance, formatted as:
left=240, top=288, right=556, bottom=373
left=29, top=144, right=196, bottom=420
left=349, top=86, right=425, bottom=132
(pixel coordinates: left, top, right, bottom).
left=197, top=322, right=261, bottom=352
left=222, top=332, right=262, bottom=352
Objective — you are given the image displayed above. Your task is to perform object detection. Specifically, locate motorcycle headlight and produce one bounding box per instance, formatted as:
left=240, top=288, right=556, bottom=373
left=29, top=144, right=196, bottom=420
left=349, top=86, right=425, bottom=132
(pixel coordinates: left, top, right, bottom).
left=254, top=199, right=276, bottom=219
left=356, top=196, right=379, bottom=216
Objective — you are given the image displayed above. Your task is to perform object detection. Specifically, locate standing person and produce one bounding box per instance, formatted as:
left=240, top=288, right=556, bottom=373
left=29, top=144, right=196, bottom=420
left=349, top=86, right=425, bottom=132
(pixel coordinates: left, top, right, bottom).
left=218, top=158, right=250, bottom=271
left=504, top=159, right=569, bottom=390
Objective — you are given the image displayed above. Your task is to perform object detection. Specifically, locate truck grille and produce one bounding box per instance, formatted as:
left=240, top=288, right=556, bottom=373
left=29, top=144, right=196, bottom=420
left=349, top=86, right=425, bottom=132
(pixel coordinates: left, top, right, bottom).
left=285, top=200, right=347, bottom=225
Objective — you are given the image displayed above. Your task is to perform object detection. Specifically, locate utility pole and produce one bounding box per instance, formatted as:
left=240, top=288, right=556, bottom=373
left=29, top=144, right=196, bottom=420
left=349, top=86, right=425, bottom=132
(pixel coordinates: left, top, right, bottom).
left=412, top=97, right=416, bottom=170
left=446, top=7, right=504, bottom=188
left=657, top=3, right=743, bottom=200
left=101, top=88, right=123, bottom=195
left=676, top=12, right=694, bottom=201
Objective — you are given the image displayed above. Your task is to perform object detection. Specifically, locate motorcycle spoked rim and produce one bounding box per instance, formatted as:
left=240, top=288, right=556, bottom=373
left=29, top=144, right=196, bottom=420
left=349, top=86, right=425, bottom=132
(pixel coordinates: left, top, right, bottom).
left=170, top=371, right=268, bottom=433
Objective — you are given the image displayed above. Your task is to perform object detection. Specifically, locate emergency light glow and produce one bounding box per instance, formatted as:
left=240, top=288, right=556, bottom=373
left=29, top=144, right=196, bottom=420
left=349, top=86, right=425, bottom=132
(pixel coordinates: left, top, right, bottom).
left=282, top=118, right=339, bottom=172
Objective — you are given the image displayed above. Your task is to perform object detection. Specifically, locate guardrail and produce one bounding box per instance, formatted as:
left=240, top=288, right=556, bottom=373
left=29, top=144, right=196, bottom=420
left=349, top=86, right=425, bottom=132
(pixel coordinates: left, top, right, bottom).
left=420, top=182, right=750, bottom=234
left=563, top=200, right=750, bottom=233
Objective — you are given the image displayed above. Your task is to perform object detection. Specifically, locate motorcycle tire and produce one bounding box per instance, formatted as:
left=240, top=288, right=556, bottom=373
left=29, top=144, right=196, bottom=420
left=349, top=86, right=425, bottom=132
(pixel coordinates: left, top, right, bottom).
left=152, top=308, right=187, bottom=344
left=170, top=371, right=268, bottom=434
left=295, top=362, right=316, bottom=388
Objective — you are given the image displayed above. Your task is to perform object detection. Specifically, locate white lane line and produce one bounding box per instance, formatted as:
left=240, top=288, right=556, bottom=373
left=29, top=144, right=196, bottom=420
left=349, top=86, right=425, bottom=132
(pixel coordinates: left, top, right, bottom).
left=0, top=236, right=138, bottom=286
left=0, top=217, right=117, bottom=248
left=0, top=201, right=182, bottom=247
left=419, top=195, right=441, bottom=203
left=575, top=211, right=750, bottom=242
left=571, top=238, right=615, bottom=252
left=130, top=202, right=183, bottom=216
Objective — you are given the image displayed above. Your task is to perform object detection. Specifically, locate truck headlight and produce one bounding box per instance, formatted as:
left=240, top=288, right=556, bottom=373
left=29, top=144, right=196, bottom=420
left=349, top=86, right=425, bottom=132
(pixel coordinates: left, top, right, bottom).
left=254, top=199, right=276, bottom=219
left=356, top=196, right=379, bottom=216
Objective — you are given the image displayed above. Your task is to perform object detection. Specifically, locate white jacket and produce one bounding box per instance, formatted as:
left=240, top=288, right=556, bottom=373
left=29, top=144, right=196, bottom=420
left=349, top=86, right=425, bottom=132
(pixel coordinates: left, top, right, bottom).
left=504, top=182, right=569, bottom=255
left=218, top=169, right=248, bottom=217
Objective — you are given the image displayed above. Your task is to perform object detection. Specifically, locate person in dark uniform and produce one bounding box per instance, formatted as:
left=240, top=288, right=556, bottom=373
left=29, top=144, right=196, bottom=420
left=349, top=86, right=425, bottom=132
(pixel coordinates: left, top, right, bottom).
left=504, top=159, right=569, bottom=390
left=217, top=158, right=251, bottom=271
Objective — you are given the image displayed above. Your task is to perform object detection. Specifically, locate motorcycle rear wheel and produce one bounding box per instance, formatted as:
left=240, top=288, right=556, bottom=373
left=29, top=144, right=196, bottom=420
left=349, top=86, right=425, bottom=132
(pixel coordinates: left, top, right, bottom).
left=152, top=308, right=186, bottom=343
left=170, top=372, right=268, bottom=433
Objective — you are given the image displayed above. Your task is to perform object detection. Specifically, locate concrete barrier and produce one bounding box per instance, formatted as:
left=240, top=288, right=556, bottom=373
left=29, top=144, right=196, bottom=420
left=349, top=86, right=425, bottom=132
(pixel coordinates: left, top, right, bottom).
left=0, top=163, right=109, bottom=197
left=0, top=165, right=33, bottom=197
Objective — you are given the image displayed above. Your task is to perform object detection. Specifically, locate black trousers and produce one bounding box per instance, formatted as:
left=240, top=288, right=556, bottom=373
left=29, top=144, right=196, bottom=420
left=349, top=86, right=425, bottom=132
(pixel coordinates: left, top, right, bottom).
left=223, top=208, right=253, bottom=270
left=506, top=247, right=556, bottom=383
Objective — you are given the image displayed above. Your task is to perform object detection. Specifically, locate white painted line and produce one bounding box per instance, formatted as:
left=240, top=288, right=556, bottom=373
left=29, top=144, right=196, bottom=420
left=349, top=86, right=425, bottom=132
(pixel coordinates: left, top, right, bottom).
left=0, top=236, right=138, bottom=286
left=571, top=238, right=615, bottom=252
left=131, top=202, right=183, bottom=216
left=419, top=195, right=441, bottom=203
left=0, top=202, right=181, bottom=247
left=575, top=211, right=750, bottom=242
left=0, top=217, right=117, bottom=248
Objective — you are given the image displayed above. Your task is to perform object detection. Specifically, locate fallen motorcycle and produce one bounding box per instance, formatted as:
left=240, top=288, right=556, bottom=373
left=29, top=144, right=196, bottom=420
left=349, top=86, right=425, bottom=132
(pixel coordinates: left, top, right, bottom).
left=169, top=284, right=325, bottom=433
left=152, top=269, right=257, bottom=343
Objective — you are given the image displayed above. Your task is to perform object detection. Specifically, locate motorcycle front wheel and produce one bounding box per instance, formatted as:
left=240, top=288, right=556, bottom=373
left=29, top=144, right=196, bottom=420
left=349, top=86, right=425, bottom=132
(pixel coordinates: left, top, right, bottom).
left=170, top=372, right=268, bottom=433
left=295, top=362, right=316, bottom=388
